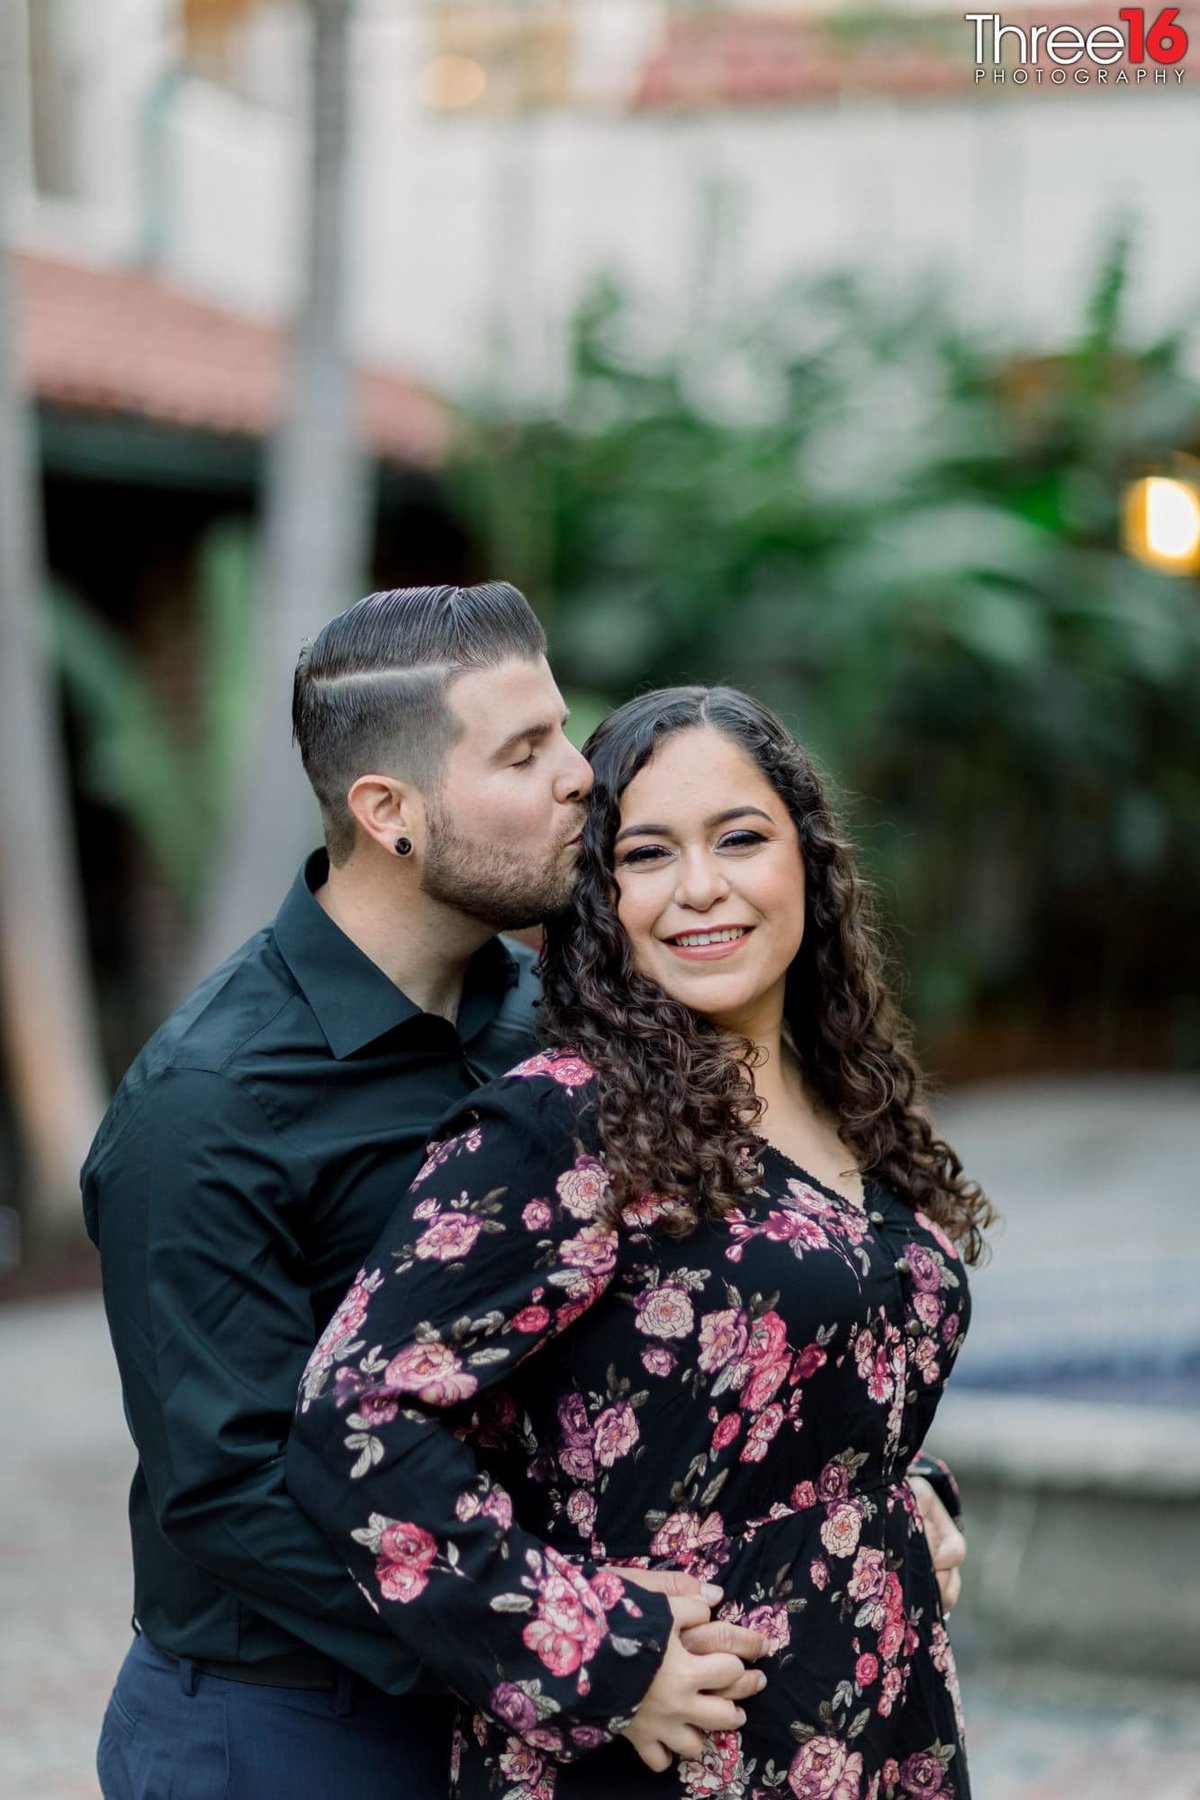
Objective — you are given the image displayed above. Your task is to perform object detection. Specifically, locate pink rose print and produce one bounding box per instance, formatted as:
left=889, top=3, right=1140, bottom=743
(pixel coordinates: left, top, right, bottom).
left=509, top=1051, right=595, bottom=1088
left=697, top=1307, right=750, bottom=1375
left=680, top=1729, right=746, bottom=1798
left=557, top=1393, right=595, bottom=1483
left=636, top=1283, right=695, bottom=1340
left=649, top=1509, right=726, bottom=1564
left=302, top=1269, right=381, bottom=1405
left=512, top=1304, right=552, bottom=1333
left=588, top=1568, right=627, bottom=1610
left=593, top=1400, right=639, bottom=1466
left=454, top=1484, right=514, bottom=1530
left=569, top=1726, right=608, bottom=1751
left=621, top=1189, right=674, bottom=1228
left=941, top=1311, right=961, bottom=1344
left=810, top=1557, right=830, bottom=1591
left=847, top=1546, right=888, bottom=1602
left=856, top=1651, right=879, bottom=1687
left=490, top=1682, right=539, bottom=1737
left=763, top=1209, right=831, bottom=1253
left=900, top=1749, right=948, bottom=1795
left=356, top=1393, right=399, bottom=1427
left=558, top=1223, right=618, bottom=1290
left=740, top=1401, right=785, bottom=1463
left=711, top=1410, right=741, bottom=1454
left=566, top=1488, right=596, bottom=1538
left=521, top=1562, right=606, bottom=1680
left=414, top=1211, right=482, bottom=1262
left=791, top=1480, right=818, bottom=1510
left=816, top=1459, right=851, bottom=1502
left=498, top=1738, right=546, bottom=1787
left=642, top=1345, right=676, bottom=1377
left=557, top=1154, right=610, bottom=1220
left=793, top=1343, right=828, bottom=1381
left=820, top=1499, right=864, bottom=1558
left=742, top=1602, right=791, bottom=1655
left=382, top=1341, right=478, bottom=1407
left=914, top=1291, right=943, bottom=1329
left=883, top=1758, right=901, bottom=1788
left=375, top=1519, right=437, bottom=1604
left=788, top=1733, right=864, bottom=1800
left=522, top=1199, right=552, bottom=1231
left=742, top=1310, right=791, bottom=1409
left=914, top=1208, right=960, bottom=1260
left=913, top=1336, right=940, bottom=1384
left=879, top=1662, right=904, bottom=1717
left=905, top=1244, right=943, bottom=1294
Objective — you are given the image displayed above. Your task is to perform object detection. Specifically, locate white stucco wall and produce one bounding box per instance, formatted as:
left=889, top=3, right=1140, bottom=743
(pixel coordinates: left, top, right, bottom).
left=16, top=1, right=1200, bottom=398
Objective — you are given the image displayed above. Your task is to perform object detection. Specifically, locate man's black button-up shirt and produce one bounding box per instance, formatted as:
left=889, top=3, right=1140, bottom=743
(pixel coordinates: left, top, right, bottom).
left=82, top=852, right=539, bottom=1691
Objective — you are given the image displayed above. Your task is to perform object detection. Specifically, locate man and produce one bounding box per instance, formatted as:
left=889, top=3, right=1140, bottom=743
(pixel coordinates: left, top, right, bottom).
left=86, top=582, right=964, bottom=1798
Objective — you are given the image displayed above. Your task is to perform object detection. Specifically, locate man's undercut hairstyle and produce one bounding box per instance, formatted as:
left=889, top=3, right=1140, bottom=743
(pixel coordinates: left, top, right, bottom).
left=293, top=582, right=546, bottom=864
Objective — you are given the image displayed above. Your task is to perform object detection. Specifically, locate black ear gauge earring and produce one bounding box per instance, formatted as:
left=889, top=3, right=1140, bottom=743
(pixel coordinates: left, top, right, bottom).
left=395, top=836, right=413, bottom=857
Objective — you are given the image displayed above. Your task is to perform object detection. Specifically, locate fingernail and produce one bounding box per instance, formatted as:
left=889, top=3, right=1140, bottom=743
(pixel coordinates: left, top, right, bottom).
left=734, top=1710, right=747, bottom=1728
left=754, top=1673, right=768, bottom=1693
left=700, top=1582, right=724, bottom=1602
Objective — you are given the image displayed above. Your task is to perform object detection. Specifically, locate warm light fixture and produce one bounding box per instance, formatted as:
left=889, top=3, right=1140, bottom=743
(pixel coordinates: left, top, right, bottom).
left=1122, top=474, right=1200, bottom=575
left=420, top=54, right=488, bottom=111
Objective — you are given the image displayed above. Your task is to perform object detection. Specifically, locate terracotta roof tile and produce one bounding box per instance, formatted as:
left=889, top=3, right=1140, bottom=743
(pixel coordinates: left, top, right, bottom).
left=633, top=8, right=1146, bottom=108
left=14, top=253, right=450, bottom=468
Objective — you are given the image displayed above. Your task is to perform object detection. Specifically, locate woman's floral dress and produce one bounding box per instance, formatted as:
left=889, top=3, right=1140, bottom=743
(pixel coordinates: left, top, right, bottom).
left=288, top=1052, right=972, bottom=1800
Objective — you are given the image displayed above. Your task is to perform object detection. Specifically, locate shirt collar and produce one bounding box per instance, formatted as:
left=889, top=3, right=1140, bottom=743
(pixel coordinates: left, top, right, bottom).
left=273, top=851, right=521, bottom=1060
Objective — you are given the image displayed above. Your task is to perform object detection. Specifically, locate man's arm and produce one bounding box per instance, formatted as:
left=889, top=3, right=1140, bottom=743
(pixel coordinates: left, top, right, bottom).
left=86, top=1065, right=420, bottom=1688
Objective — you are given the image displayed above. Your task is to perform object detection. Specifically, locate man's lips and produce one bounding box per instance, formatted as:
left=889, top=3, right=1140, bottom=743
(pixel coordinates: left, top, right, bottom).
left=660, top=925, right=754, bottom=961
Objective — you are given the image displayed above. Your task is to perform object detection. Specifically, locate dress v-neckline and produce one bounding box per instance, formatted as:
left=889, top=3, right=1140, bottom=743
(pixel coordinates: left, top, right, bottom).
left=755, top=1137, right=868, bottom=1212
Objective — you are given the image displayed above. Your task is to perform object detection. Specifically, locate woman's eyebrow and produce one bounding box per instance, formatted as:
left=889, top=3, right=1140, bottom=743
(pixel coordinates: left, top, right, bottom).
left=614, top=805, right=773, bottom=846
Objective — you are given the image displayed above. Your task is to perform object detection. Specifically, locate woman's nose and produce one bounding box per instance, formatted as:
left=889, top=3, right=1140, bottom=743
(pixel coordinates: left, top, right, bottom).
left=674, top=854, right=730, bottom=910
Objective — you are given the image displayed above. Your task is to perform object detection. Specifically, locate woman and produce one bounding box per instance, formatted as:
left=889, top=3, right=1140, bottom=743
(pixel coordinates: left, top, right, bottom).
left=288, top=686, right=992, bottom=1800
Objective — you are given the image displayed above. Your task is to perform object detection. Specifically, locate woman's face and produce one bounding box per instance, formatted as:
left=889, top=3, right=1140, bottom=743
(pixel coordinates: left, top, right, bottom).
left=612, top=726, right=806, bottom=1040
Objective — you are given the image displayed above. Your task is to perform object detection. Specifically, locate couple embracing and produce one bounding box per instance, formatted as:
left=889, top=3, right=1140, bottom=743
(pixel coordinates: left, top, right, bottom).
left=87, top=581, right=986, bottom=1800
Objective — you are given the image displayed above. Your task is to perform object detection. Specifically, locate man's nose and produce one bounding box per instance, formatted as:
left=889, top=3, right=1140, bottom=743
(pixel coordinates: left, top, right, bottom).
left=556, top=743, right=594, bottom=803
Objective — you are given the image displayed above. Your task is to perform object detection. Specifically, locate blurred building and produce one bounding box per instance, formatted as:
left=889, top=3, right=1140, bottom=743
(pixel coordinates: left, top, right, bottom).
left=7, top=0, right=1197, bottom=406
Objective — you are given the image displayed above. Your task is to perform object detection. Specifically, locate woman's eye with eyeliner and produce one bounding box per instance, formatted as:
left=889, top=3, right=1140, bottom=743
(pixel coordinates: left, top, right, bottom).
left=619, top=845, right=668, bottom=866
left=720, top=830, right=767, bottom=848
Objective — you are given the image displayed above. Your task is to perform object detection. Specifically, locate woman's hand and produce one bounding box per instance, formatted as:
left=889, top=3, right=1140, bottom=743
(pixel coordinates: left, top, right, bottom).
left=616, top=1593, right=761, bottom=1772
left=908, top=1474, right=967, bottom=1612
left=608, top=1567, right=768, bottom=1698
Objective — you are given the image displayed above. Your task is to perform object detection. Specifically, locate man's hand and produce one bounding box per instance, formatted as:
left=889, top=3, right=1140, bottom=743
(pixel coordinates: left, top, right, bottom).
left=908, top=1474, right=966, bottom=1612
left=615, top=1594, right=755, bottom=1772
left=609, top=1567, right=768, bottom=1700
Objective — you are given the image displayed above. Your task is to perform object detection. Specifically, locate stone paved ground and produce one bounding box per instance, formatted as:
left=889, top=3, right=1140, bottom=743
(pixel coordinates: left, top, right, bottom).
left=4, top=1075, right=1199, bottom=1798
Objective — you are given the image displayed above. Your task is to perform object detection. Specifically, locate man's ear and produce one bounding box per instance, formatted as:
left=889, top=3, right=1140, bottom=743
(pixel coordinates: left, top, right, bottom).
left=346, top=773, right=424, bottom=858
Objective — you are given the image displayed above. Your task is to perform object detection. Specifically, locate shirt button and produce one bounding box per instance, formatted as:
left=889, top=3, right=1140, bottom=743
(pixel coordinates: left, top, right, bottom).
left=868, top=1210, right=885, bottom=1225
left=905, top=1319, right=922, bottom=1337
left=895, top=1257, right=910, bottom=1274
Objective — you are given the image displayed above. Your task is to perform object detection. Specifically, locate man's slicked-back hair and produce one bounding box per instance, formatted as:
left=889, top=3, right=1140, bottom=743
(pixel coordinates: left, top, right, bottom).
left=292, top=582, right=546, bottom=864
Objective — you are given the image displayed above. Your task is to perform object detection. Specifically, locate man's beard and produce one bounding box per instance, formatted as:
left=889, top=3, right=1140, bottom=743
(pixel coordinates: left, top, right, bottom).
left=420, top=807, right=580, bottom=930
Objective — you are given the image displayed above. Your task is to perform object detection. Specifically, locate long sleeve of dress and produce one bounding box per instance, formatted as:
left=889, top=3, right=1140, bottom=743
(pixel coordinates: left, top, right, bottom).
left=286, top=1055, right=673, bottom=1762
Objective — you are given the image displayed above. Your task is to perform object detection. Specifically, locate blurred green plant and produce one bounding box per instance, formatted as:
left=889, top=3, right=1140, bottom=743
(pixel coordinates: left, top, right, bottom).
left=454, top=240, right=1200, bottom=1064
left=51, top=519, right=257, bottom=911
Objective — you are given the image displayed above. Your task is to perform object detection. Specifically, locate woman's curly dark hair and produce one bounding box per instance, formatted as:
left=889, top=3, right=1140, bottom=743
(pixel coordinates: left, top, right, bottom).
left=538, top=686, right=994, bottom=1264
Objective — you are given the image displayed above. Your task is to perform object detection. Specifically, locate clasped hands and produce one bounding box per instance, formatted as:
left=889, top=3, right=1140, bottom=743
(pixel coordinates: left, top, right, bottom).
left=614, top=1479, right=966, bottom=1772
